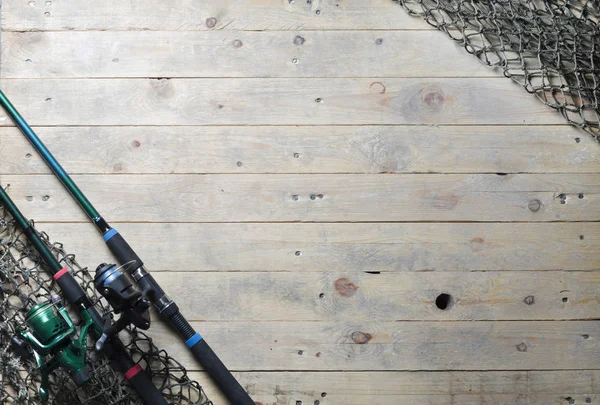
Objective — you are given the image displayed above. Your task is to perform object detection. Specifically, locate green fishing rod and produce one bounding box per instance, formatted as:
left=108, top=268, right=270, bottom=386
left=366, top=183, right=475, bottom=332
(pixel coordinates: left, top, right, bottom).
left=0, top=186, right=168, bottom=405
left=0, top=91, right=255, bottom=404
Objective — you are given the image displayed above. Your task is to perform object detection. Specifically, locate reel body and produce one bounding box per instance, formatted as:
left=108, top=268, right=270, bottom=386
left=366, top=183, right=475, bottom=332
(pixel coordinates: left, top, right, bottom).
left=94, top=263, right=150, bottom=351
left=17, top=299, right=93, bottom=401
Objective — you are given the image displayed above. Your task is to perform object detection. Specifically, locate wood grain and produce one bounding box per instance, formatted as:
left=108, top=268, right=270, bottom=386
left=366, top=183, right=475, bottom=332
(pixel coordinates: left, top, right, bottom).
left=36, top=222, right=600, bottom=272
left=0, top=78, right=567, bottom=125
left=143, top=320, right=600, bottom=370
left=145, top=271, right=600, bottom=321
left=3, top=174, right=598, bottom=222
left=198, top=371, right=599, bottom=404
left=1, top=0, right=419, bottom=31
left=1, top=31, right=493, bottom=78
left=1, top=125, right=597, bottom=175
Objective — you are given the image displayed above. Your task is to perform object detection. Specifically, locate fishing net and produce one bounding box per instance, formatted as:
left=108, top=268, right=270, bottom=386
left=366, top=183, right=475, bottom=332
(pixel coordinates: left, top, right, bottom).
left=0, top=197, right=213, bottom=405
left=395, top=0, right=600, bottom=141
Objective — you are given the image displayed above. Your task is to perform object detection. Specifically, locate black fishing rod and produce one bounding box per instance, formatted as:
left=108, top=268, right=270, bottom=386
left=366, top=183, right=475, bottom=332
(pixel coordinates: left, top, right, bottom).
left=0, top=186, right=168, bottom=405
left=0, top=91, right=255, bottom=404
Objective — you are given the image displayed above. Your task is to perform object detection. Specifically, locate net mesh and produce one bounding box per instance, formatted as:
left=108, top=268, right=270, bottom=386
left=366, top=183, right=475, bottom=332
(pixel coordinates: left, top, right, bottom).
left=395, top=0, right=600, bottom=141
left=0, top=198, right=213, bottom=405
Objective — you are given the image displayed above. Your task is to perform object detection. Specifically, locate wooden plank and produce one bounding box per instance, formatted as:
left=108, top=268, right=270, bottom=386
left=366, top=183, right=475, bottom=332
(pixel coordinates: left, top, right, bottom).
left=1, top=31, right=493, bottom=78
left=145, top=271, right=599, bottom=321
left=1, top=125, right=598, bottom=175
left=0, top=78, right=567, bottom=125
left=37, top=222, right=600, bottom=272
left=3, top=174, right=598, bottom=222
left=143, top=320, right=600, bottom=370
left=198, top=371, right=600, bottom=405
left=1, top=0, right=420, bottom=32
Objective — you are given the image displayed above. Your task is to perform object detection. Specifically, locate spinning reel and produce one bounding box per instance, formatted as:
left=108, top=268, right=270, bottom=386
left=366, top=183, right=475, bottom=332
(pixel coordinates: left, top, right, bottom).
left=93, top=262, right=151, bottom=351
left=15, top=297, right=93, bottom=401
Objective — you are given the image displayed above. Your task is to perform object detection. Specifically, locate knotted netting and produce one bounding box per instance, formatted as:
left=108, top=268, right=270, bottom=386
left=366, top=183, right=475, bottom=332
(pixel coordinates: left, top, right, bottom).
left=395, top=0, right=600, bottom=141
left=0, top=199, right=212, bottom=405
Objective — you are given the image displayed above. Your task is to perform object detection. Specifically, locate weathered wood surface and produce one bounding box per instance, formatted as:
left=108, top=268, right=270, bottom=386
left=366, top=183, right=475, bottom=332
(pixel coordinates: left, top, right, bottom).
left=148, top=271, right=599, bottom=321
left=3, top=174, right=598, bottom=222
left=0, top=78, right=567, bottom=125
left=37, top=222, right=600, bottom=272
left=2, top=0, right=418, bottom=31
left=1, top=0, right=598, bottom=402
left=1, top=31, right=494, bottom=78
left=1, top=126, right=597, bottom=175
left=199, top=371, right=600, bottom=405
left=145, top=320, right=600, bottom=370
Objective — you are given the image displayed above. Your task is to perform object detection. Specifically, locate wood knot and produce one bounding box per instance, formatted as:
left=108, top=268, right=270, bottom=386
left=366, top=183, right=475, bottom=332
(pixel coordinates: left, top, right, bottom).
left=470, top=237, right=484, bottom=252
left=422, top=88, right=445, bottom=110
left=516, top=342, right=528, bottom=352
left=334, top=277, right=359, bottom=297
left=432, top=193, right=459, bottom=210
left=150, top=78, right=175, bottom=99
left=369, top=81, right=386, bottom=94
left=206, top=17, right=217, bottom=28
left=351, top=331, right=372, bottom=344
left=528, top=199, right=542, bottom=212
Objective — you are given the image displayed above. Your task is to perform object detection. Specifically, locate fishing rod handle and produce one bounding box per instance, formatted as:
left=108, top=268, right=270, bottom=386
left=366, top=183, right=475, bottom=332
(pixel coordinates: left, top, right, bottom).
left=104, top=229, right=144, bottom=270
left=170, top=312, right=254, bottom=405
left=109, top=340, right=166, bottom=405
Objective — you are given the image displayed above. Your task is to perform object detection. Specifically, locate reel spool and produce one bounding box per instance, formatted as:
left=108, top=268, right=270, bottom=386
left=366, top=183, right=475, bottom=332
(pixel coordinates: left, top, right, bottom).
left=94, top=263, right=151, bottom=351
left=16, top=297, right=93, bottom=401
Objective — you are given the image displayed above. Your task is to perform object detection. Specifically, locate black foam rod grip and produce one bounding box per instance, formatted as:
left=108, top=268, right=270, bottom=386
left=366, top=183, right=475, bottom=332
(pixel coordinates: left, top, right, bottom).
left=128, top=367, right=168, bottom=405
left=104, top=230, right=144, bottom=269
left=190, top=339, right=254, bottom=405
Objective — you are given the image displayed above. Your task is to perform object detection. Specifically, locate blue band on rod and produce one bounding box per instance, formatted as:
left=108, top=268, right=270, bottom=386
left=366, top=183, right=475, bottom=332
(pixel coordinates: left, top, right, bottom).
left=185, top=333, right=203, bottom=348
left=103, top=228, right=118, bottom=242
